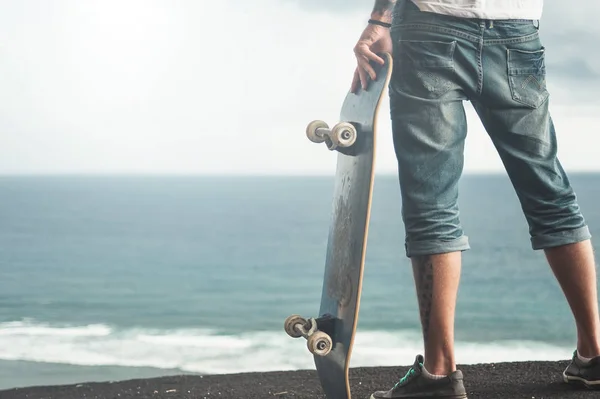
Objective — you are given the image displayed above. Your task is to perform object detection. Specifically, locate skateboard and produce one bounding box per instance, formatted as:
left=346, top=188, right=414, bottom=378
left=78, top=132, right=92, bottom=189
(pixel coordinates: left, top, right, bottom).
left=284, top=52, right=393, bottom=399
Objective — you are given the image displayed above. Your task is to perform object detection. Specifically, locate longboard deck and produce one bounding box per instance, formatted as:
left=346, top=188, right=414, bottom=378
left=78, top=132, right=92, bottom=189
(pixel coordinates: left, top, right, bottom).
left=313, top=53, right=393, bottom=399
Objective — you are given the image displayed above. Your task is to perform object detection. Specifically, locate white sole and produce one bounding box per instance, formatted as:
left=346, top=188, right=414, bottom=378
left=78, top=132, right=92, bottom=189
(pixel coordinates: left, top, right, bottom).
left=563, top=371, right=600, bottom=388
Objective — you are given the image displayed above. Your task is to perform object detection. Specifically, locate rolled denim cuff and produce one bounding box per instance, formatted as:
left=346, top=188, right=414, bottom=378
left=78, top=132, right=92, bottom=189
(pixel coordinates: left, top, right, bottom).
left=405, top=235, right=470, bottom=258
left=531, top=226, right=592, bottom=250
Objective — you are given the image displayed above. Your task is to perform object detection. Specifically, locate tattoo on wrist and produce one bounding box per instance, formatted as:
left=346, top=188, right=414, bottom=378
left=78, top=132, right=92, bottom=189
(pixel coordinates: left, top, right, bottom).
left=414, top=256, right=434, bottom=342
left=371, top=0, right=397, bottom=21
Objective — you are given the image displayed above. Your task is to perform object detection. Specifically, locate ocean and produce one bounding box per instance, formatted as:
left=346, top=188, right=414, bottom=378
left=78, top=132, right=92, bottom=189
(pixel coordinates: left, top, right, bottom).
left=1, top=174, right=599, bottom=390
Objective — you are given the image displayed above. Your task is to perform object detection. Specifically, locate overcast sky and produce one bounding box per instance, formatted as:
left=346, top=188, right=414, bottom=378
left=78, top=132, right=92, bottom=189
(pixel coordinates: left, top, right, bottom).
left=0, top=0, right=598, bottom=175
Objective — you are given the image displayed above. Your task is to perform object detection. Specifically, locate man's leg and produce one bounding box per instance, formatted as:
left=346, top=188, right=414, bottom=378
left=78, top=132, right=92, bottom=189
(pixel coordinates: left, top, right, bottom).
left=389, top=39, right=468, bottom=377
left=545, top=241, right=600, bottom=358
left=473, top=21, right=600, bottom=387
left=369, top=10, right=474, bottom=399
left=474, top=105, right=600, bottom=387
left=370, top=70, right=469, bottom=397
left=412, top=252, right=462, bottom=375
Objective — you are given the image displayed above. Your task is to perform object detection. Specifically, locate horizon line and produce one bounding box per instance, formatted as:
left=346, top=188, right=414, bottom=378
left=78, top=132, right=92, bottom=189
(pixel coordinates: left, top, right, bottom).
left=1, top=170, right=600, bottom=178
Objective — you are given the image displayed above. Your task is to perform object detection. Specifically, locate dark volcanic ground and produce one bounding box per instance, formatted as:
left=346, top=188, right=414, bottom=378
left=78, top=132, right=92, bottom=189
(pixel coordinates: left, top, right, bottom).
left=1, top=360, right=599, bottom=399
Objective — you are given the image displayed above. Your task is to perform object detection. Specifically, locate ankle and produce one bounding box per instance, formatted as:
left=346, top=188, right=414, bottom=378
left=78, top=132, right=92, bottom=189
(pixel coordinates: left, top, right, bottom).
left=577, top=342, right=600, bottom=359
left=423, top=357, right=456, bottom=376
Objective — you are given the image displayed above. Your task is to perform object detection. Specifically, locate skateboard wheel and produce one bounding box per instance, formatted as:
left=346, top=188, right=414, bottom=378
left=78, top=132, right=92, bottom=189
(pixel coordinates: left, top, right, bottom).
left=306, top=120, right=328, bottom=144
left=330, top=122, right=357, bottom=148
left=307, top=331, right=332, bottom=357
left=284, top=314, right=307, bottom=338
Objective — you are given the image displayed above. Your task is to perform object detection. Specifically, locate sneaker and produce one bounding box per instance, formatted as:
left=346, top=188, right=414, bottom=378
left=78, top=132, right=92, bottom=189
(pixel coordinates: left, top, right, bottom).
left=370, top=355, right=468, bottom=398
left=563, top=350, right=600, bottom=389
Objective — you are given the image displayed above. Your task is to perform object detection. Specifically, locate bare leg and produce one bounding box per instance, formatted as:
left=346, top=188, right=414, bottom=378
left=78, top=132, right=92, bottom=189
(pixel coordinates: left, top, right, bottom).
left=412, top=251, right=462, bottom=375
left=545, top=240, right=600, bottom=358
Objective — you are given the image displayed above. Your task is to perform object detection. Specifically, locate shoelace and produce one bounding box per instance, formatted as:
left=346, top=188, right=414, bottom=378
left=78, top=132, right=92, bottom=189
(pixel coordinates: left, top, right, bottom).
left=394, top=363, right=423, bottom=389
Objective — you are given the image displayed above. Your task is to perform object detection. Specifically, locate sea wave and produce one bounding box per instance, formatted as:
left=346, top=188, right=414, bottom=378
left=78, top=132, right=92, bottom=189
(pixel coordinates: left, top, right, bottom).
left=0, top=320, right=573, bottom=375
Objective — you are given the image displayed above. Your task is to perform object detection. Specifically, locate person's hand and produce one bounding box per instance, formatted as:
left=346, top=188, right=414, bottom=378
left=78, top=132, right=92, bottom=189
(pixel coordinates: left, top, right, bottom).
left=351, top=23, right=392, bottom=93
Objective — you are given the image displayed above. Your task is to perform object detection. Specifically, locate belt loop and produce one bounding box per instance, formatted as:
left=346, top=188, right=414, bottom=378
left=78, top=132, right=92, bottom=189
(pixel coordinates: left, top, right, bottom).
left=534, top=20, right=540, bottom=29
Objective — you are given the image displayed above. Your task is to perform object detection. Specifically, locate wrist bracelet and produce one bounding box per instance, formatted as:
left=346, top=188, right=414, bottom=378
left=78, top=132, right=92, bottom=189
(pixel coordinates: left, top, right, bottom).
left=368, top=19, right=392, bottom=28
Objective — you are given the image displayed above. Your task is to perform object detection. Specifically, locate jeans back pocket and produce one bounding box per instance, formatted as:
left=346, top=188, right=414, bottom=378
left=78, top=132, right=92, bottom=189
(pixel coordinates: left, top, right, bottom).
left=507, top=47, right=549, bottom=108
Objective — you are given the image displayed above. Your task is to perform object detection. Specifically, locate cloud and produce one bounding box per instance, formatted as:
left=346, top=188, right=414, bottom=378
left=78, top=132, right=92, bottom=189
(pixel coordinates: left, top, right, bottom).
left=0, top=0, right=598, bottom=175
left=542, top=32, right=600, bottom=80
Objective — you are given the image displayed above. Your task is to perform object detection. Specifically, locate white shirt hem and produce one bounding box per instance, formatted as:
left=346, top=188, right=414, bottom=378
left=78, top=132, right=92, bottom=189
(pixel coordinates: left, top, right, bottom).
left=410, top=1, right=543, bottom=20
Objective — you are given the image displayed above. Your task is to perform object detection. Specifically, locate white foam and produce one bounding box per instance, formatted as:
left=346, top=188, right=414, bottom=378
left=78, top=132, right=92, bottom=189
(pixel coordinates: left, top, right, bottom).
left=0, top=320, right=573, bottom=375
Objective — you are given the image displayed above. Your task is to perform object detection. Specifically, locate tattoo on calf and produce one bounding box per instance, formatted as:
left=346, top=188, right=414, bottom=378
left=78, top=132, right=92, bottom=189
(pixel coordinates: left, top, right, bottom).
left=415, top=256, right=434, bottom=341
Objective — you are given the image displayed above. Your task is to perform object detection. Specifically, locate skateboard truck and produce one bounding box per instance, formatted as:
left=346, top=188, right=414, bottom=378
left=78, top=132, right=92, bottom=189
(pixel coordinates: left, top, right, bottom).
left=306, top=120, right=358, bottom=151
left=284, top=314, right=335, bottom=357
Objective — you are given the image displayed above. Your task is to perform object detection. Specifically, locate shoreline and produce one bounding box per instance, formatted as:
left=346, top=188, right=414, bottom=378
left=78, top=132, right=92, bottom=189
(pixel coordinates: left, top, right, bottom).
left=1, top=360, right=599, bottom=399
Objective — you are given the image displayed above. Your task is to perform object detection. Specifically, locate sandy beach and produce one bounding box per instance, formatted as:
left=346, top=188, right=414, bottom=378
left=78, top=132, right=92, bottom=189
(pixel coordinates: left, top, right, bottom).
left=1, top=360, right=599, bottom=399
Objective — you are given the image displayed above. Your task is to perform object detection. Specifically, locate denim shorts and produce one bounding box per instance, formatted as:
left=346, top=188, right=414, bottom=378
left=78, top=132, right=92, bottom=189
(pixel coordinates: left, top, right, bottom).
left=389, top=0, right=591, bottom=257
